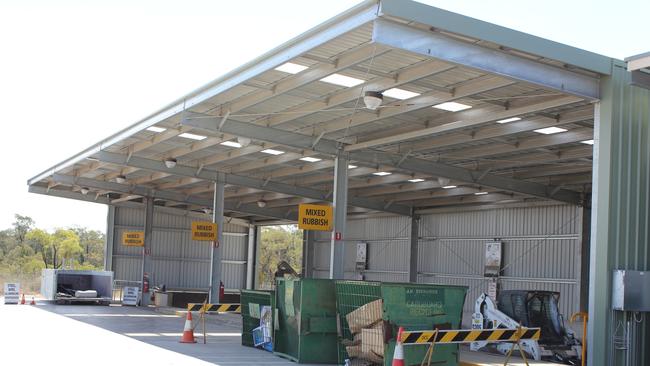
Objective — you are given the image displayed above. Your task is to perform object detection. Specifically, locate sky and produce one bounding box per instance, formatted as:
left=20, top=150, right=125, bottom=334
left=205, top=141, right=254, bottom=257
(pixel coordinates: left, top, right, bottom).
left=0, top=0, right=647, bottom=232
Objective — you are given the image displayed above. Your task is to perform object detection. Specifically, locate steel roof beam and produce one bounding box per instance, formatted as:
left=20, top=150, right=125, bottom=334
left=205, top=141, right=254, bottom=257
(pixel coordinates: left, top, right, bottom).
left=182, top=117, right=583, bottom=205
left=371, top=19, right=600, bottom=100
left=92, top=150, right=412, bottom=216
left=48, top=174, right=297, bottom=221
left=345, top=96, right=583, bottom=151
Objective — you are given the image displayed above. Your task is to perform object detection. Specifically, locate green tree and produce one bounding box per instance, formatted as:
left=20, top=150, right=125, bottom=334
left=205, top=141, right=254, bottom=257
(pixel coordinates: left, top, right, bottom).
left=26, top=228, right=53, bottom=268
left=257, top=225, right=303, bottom=289
left=71, top=227, right=105, bottom=268
left=12, top=214, right=34, bottom=244
left=52, top=229, right=83, bottom=268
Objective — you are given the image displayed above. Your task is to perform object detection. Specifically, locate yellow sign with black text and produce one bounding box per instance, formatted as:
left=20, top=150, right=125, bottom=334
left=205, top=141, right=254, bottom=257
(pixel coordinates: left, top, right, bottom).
left=192, top=221, right=217, bottom=241
left=122, top=231, right=145, bottom=246
left=298, top=204, right=333, bottom=231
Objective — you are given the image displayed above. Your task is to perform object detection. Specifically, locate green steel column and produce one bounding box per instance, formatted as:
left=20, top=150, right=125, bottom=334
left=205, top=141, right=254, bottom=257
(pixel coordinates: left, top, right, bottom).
left=589, top=60, right=650, bottom=366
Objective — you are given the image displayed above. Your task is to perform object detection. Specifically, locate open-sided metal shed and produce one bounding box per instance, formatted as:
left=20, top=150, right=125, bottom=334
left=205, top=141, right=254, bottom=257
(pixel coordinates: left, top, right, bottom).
left=27, top=1, right=649, bottom=365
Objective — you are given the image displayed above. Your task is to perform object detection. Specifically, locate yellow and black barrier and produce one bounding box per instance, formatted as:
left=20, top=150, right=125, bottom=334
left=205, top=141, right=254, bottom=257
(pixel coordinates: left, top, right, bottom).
left=187, top=303, right=241, bottom=313
left=400, top=327, right=541, bottom=345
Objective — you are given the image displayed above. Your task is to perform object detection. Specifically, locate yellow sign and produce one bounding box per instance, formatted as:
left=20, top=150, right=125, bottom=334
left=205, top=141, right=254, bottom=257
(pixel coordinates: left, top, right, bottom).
left=192, top=221, right=217, bottom=241
left=298, top=204, right=333, bottom=231
left=122, top=231, right=145, bottom=246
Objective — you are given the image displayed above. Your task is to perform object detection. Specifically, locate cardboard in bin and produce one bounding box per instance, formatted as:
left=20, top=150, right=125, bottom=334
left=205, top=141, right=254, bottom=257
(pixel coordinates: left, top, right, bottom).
left=345, top=299, right=383, bottom=334
left=360, top=326, right=384, bottom=363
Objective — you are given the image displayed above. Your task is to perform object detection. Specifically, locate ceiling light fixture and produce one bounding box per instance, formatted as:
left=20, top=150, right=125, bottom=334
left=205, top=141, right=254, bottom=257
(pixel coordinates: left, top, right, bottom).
left=261, top=149, right=284, bottom=155
left=237, top=136, right=252, bottom=147
left=115, top=175, right=127, bottom=184
left=363, top=91, right=383, bottom=110
left=373, top=171, right=391, bottom=176
left=257, top=200, right=267, bottom=208
left=80, top=187, right=90, bottom=195
left=496, top=117, right=522, bottom=124
left=348, top=165, right=358, bottom=169
left=408, top=178, right=425, bottom=183
left=474, top=191, right=489, bottom=195
left=300, top=157, right=322, bottom=163
left=433, top=102, right=472, bottom=112
left=442, top=185, right=457, bottom=189
left=164, top=157, right=177, bottom=168
left=581, top=139, right=594, bottom=145
left=534, top=127, right=568, bottom=135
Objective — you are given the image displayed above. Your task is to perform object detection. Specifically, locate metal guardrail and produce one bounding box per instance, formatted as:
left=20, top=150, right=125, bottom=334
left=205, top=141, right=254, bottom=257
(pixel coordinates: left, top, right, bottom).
left=112, top=280, right=142, bottom=301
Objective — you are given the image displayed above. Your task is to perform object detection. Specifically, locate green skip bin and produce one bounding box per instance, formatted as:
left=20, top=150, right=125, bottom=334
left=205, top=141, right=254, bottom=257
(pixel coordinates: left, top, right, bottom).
left=273, top=278, right=339, bottom=364
left=336, top=281, right=467, bottom=366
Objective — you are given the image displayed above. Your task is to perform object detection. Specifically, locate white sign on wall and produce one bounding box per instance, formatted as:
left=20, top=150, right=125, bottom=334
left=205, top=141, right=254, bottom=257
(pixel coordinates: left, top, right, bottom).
left=122, top=286, right=139, bottom=306
left=4, top=283, right=20, bottom=304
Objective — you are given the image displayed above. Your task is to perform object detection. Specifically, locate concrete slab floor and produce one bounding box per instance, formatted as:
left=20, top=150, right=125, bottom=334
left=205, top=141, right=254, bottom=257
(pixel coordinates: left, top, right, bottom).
left=0, top=298, right=314, bottom=366
left=0, top=298, right=569, bottom=366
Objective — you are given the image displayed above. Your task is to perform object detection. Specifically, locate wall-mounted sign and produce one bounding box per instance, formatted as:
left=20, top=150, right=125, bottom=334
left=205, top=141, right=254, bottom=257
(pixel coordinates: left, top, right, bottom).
left=484, top=241, right=502, bottom=277
left=122, top=231, right=145, bottom=247
left=298, top=204, right=333, bottom=231
left=192, top=221, right=217, bottom=241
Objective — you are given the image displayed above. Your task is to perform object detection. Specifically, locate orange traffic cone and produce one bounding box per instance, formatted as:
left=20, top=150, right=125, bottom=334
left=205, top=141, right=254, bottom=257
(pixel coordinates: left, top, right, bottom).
left=30, top=296, right=36, bottom=305
left=179, top=311, right=196, bottom=343
left=20, top=294, right=25, bottom=305
left=392, top=327, right=405, bottom=366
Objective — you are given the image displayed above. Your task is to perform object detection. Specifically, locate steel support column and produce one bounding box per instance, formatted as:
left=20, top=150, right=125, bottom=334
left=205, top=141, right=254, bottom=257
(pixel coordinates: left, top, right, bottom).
left=330, top=153, right=348, bottom=279
left=209, top=179, right=225, bottom=303
left=409, top=214, right=419, bottom=283
left=104, top=205, right=115, bottom=271
left=246, top=224, right=256, bottom=290
left=140, top=196, right=154, bottom=306
left=303, top=230, right=315, bottom=279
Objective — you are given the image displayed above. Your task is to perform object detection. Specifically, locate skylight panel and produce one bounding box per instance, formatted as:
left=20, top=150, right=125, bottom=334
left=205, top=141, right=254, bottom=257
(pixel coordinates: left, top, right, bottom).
left=433, top=102, right=472, bottom=112
left=383, top=88, right=420, bottom=100
left=320, top=73, right=364, bottom=87
left=274, top=62, right=308, bottom=74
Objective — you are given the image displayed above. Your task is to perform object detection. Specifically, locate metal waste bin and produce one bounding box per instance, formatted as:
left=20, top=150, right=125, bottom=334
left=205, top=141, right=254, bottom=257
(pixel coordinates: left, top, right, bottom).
left=274, top=278, right=339, bottom=364
left=335, top=281, right=467, bottom=366
left=241, top=289, right=274, bottom=347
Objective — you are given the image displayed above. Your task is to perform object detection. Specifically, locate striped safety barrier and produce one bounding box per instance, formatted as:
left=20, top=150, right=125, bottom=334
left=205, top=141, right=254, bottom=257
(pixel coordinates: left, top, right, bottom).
left=400, top=327, right=541, bottom=345
left=187, top=303, right=241, bottom=313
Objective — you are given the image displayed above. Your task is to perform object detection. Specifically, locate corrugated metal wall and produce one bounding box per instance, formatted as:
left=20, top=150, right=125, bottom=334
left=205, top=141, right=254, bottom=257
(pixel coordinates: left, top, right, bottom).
left=311, top=204, right=583, bottom=316
left=590, top=61, right=650, bottom=366
left=109, top=206, right=250, bottom=290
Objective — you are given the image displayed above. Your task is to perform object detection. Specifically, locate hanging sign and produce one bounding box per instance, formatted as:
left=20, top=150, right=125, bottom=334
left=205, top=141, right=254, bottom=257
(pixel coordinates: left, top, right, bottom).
left=298, top=204, right=333, bottom=231
left=122, top=231, right=145, bottom=247
left=3, top=283, right=20, bottom=304
left=192, top=221, right=217, bottom=241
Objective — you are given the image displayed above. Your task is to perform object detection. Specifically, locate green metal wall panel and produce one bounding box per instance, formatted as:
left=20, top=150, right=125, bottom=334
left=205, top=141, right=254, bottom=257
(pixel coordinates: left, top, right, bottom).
left=589, top=60, right=650, bottom=366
